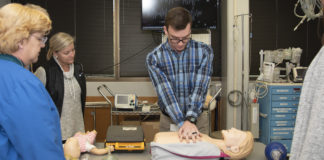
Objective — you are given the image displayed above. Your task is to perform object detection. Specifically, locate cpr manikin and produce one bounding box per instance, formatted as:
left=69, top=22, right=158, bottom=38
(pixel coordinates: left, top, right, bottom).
left=63, top=130, right=114, bottom=160
left=151, top=128, right=254, bottom=160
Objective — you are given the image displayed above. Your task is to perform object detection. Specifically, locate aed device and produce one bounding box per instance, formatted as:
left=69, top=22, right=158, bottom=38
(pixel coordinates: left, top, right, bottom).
left=105, top=125, right=145, bottom=152
left=292, top=67, right=307, bottom=83
left=114, top=94, right=138, bottom=109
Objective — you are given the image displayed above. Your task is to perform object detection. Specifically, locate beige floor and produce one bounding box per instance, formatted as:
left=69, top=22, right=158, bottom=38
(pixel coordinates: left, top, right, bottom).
left=246, top=142, right=267, bottom=160
left=80, top=141, right=267, bottom=160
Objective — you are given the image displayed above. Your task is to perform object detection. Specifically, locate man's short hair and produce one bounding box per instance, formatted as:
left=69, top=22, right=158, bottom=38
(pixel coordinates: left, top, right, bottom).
left=164, top=7, right=192, bottom=31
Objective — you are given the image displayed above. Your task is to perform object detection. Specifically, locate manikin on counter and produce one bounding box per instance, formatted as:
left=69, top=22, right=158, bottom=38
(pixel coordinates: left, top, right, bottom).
left=151, top=128, right=254, bottom=160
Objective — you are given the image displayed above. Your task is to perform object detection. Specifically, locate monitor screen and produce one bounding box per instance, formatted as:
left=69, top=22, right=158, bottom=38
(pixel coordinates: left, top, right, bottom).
left=117, top=95, right=128, bottom=104
left=296, top=68, right=307, bottom=78
left=141, top=0, right=219, bottom=30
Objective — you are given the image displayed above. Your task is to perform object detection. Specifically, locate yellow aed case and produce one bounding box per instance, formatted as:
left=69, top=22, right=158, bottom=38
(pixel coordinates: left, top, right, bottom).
left=105, top=125, right=145, bottom=152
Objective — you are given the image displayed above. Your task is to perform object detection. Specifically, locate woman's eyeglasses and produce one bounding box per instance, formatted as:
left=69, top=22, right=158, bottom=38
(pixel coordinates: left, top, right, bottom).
left=32, top=35, right=48, bottom=44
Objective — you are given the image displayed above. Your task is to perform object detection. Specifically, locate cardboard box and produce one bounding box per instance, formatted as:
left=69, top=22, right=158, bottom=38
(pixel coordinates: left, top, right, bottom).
left=141, top=121, right=160, bottom=143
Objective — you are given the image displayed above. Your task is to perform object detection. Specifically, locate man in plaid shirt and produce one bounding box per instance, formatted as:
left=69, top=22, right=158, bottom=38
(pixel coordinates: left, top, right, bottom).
left=146, top=7, right=214, bottom=143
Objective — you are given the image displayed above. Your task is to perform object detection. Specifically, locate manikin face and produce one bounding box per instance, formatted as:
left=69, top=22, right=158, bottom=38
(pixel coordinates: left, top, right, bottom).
left=222, top=128, right=246, bottom=153
left=164, top=23, right=191, bottom=53
left=20, top=32, right=46, bottom=65
left=54, top=43, right=75, bottom=67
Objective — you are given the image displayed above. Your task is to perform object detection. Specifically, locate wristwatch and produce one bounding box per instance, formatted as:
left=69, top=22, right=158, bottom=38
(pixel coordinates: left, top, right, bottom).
left=186, top=116, right=197, bottom=124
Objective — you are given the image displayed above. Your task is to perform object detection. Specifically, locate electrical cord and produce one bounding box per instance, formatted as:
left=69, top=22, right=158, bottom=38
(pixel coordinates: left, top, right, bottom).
left=97, top=41, right=156, bottom=73
left=254, top=81, right=268, bottom=99
left=94, top=31, right=161, bottom=73
left=227, top=90, right=249, bottom=129
left=227, top=89, right=249, bottom=124
left=227, top=90, right=244, bottom=107
left=293, top=0, right=322, bottom=30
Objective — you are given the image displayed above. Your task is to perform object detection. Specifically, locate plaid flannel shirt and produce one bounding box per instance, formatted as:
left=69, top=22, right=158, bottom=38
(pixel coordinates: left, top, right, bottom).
left=146, top=39, right=213, bottom=127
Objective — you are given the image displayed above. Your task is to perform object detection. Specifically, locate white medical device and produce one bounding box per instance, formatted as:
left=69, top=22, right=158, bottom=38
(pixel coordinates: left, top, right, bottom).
left=115, top=94, right=137, bottom=109
left=292, top=67, right=308, bottom=83
left=97, top=84, right=138, bottom=110
left=262, top=62, right=275, bottom=82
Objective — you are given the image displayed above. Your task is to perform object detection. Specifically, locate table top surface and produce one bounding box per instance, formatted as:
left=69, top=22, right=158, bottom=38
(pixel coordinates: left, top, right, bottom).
left=80, top=142, right=151, bottom=160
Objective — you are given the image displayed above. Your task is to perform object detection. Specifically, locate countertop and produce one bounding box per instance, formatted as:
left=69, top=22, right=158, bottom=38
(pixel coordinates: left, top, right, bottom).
left=80, top=142, right=151, bottom=160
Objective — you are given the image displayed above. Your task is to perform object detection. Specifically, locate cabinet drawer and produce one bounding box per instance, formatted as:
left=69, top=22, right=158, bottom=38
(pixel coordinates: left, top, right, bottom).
left=272, top=101, right=299, bottom=108
left=270, top=139, right=292, bottom=152
left=270, top=127, right=294, bottom=139
left=272, top=107, right=297, bottom=114
left=271, top=87, right=301, bottom=94
left=271, top=113, right=296, bottom=120
left=270, top=120, right=295, bottom=127
left=272, top=95, right=300, bottom=101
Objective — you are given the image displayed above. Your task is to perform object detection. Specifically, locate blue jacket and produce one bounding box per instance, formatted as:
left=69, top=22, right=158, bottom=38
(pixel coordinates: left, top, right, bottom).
left=0, top=55, right=65, bottom=160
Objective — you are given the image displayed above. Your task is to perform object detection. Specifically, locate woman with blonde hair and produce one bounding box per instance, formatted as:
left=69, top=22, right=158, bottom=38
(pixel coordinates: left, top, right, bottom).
left=0, top=3, right=65, bottom=159
left=151, top=128, right=254, bottom=160
left=35, top=32, right=86, bottom=142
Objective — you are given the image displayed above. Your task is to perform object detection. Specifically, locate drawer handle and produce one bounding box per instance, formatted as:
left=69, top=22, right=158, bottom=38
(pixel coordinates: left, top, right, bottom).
left=293, top=97, right=300, bottom=100
left=260, top=113, right=267, bottom=118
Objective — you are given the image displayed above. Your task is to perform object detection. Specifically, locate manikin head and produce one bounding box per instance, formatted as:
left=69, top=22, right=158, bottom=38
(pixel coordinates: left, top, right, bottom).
left=220, top=128, right=254, bottom=159
left=64, top=137, right=80, bottom=160
left=64, top=130, right=98, bottom=159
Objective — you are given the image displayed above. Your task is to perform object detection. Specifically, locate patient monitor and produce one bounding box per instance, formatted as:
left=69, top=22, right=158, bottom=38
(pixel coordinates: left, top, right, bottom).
left=97, top=84, right=138, bottom=110
left=292, top=66, right=308, bottom=83
left=115, top=94, right=137, bottom=109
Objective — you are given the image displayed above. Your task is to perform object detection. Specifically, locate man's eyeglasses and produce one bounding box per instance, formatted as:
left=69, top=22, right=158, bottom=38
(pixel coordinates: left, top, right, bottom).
left=33, top=35, right=48, bottom=44
left=169, top=36, right=192, bottom=44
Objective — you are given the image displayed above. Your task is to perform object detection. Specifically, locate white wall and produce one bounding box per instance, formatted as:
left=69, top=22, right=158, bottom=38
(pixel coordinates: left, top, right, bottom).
left=221, top=0, right=250, bottom=130
left=87, top=81, right=157, bottom=97
left=87, top=81, right=221, bottom=97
